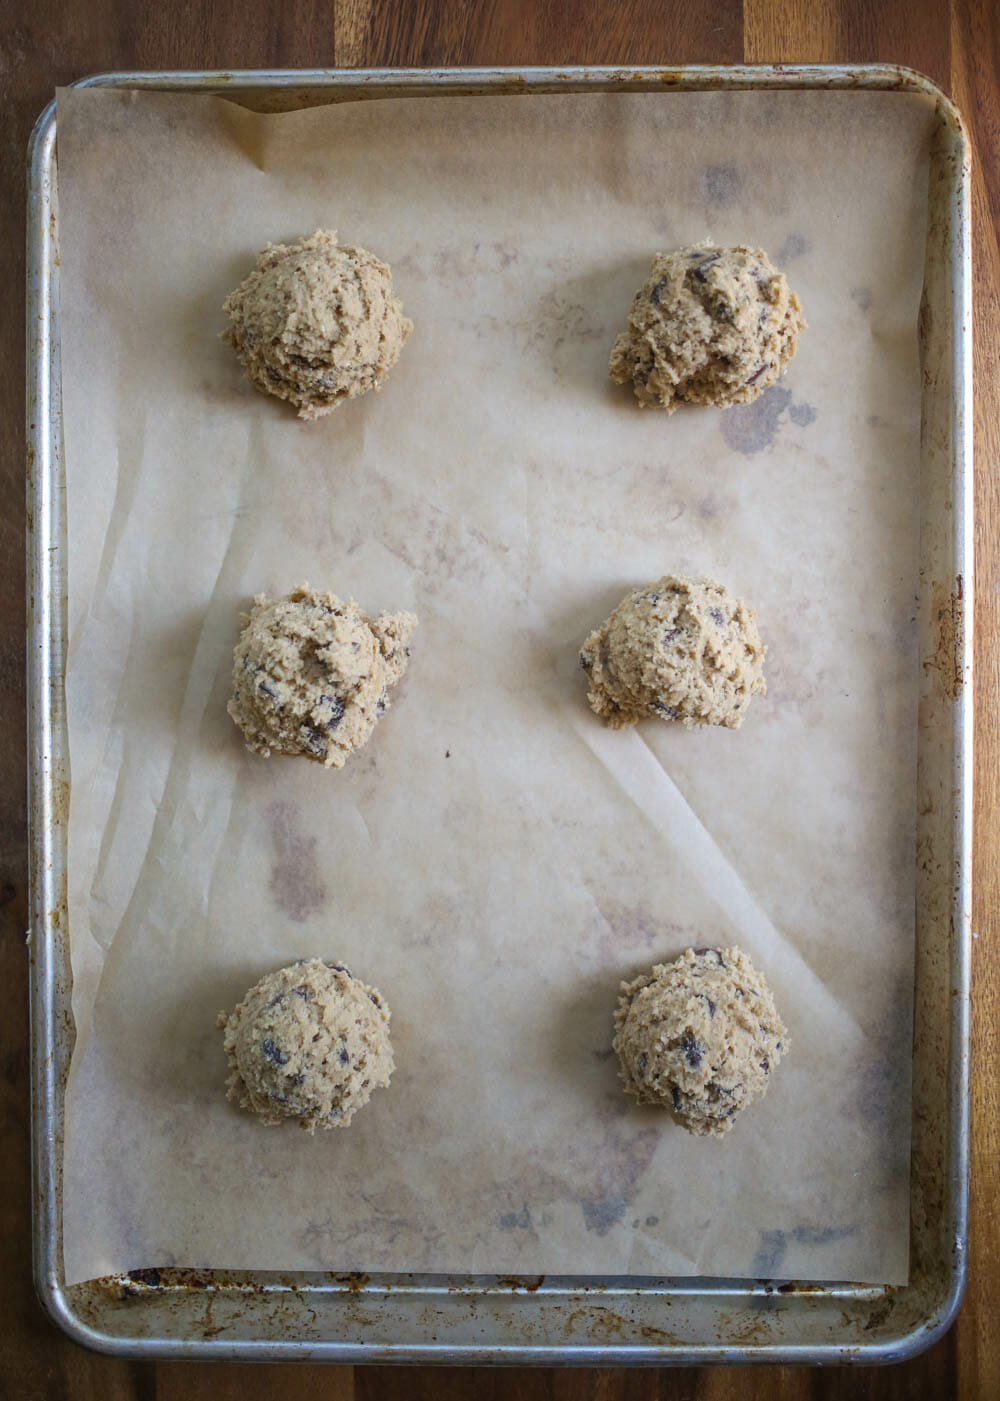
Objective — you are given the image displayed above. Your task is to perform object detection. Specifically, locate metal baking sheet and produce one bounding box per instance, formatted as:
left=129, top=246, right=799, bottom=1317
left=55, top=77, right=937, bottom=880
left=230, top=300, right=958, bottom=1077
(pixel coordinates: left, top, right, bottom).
left=26, top=64, right=972, bottom=1363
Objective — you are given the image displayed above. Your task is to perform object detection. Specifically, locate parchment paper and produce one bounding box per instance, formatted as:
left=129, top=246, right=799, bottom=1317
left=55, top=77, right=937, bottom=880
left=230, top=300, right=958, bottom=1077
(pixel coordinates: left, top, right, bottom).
left=56, top=85, right=935, bottom=1287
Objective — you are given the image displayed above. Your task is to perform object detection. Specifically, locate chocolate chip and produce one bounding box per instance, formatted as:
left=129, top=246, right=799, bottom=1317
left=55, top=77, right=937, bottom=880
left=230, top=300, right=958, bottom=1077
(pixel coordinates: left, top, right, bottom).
left=709, top=609, right=725, bottom=626
left=650, top=700, right=678, bottom=719
left=326, top=963, right=350, bottom=976
left=649, top=279, right=668, bottom=306
left=261, top=1038, right=289, bottom=1066
left=319, top=694, right=345, bottom=729
left=369, top=992, right=381, bottom=1007
left=257, top=679, right=278, bottom=701
left=694, top=948, right=725, bottom=966
left=671, top=1085, right=682, bottom=1111
left=706, top=997, right=716, bottom=1018
left=760, top=1057, right=770, bottom=1073
left=746, top=364, right=769, bottom=386
left=580, top=651, right=593, bottom=672
left=662, top=627, right=682, bottom=645
left=300, top=724, right=328, bottom=756
left=289, top=1073, right=305, bottom=1087
left=338, top=1046, right=350, bottom=1066
left=645, top=592, right=661, bottom=604
left=679, top=1032, right=703, bottom=1069
left=375, top=690, right=389, bottom=718
left=637, top=1052, right=648, bottom=1080
left=688, top=251, right=721, bottom=281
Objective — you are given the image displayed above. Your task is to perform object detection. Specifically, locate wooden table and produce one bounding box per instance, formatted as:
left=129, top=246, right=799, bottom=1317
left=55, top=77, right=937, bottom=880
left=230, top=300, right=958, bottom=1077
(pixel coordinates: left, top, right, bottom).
left=2, top=2, right=997, bottom=1396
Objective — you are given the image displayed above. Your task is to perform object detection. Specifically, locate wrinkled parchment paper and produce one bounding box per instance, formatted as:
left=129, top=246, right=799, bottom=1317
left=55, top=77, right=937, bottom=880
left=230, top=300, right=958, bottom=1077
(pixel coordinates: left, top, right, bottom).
left=56, top=85, right=935, bottom=1287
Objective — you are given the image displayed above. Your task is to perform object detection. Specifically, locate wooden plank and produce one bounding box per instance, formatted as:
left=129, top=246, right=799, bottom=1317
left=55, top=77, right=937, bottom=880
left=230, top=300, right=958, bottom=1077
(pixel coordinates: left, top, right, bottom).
left=745, top=0, right=841, bottom=65
left=361, top=0, right=743, bottom=68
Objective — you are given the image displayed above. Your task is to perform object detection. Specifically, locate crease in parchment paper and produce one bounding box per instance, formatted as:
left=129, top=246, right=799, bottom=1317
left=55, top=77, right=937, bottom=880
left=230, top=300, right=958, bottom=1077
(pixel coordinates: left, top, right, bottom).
left=56, top=84, right=932, bottom=1287
left=567, top=707, right=862, bottom=1043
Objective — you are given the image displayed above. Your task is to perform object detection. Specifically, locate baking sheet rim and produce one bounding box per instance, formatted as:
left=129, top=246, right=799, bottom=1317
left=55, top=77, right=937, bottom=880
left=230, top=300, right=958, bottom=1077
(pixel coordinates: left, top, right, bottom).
left=26, top=62, right=972, bottom=1364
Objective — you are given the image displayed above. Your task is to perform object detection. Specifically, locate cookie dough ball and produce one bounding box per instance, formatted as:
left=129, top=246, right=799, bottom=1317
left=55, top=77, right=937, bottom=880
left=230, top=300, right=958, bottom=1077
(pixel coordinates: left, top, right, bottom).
left=227, top=584, right=417, bottom=768
left=579, top=574, right=765, bottom=730
left=609, top=244, right=805, bottom=411
left=222, top=230, right=412, bottom=420
left=219, top=958, right=394, bottom=1131
left=614, top=946, right=788, bottom=1137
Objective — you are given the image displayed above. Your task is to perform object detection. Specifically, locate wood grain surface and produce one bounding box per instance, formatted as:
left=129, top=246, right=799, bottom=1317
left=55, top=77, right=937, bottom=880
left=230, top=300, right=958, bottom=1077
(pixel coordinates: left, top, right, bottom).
left=1, top=1, right=997, bottom=1396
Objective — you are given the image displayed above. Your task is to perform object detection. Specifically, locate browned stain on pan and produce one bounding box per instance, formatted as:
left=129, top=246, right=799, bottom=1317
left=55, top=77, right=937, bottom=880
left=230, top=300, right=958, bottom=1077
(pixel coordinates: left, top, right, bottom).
left=862, top=1287, right=898, bottom=1332
left=923, top=575, right=964, bottom=699
left=496, top=1274, right=545, bottom=1292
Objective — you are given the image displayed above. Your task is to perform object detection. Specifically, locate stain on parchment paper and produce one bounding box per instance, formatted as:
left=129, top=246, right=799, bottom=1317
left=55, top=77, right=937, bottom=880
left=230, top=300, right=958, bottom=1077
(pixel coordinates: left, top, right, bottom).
left=591, top=895, right=708, bottom=964
left=366, top=480, right=504, bottom=589
left=721, top=385, right=791, bottom=455
left=752, top=1228, right=789, bottom=1276
left=267, top=801, right=327, bottom=922
left=297, top=1185, right=434, bottom=1265
left=577, top=1109, right=661, bottom=1235
left=480, top=1098, right=662, bottom=1244
left=777, top=232, right=809, bottom=263
left=700, top=162, right=743, bottom=206
left=392, top=240, right=519, bottom=285
left=513, top=267, right=617, bottom=393
left=720, top=385, right=817, bottom=456
left=730, top=587, right=828, bottom=717
left=498, top=1204, right=535, bottom=1232
left=788, top=401, right=817, bottom=427
left=751, top=1222, right=858, bottom=1278
left=397, top=887, right=464, bottom=952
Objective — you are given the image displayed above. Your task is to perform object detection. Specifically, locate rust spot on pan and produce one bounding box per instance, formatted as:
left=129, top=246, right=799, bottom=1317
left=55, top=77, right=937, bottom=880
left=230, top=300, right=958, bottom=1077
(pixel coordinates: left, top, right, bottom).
left=862, top=1287, right=898, bottom=1332
left=496, top=1274, right=545, bottom=1292
left=565, top=1304, right=629, bottom=1340
left=923, top=575, right=964, bottom=699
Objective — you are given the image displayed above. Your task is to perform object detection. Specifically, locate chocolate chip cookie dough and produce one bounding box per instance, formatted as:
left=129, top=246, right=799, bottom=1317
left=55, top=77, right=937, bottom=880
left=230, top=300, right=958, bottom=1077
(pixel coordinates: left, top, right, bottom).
left=227, top=584, right=417, bottom=768
left=222, top=230, right=412, bottom=420
left=609, top=244, right=805, bottom=411
left=579, top=574, right=765, bottom=730
left=613, top=947, right=788, bottom=1137
left=219, top=959, right=394, bottom=1131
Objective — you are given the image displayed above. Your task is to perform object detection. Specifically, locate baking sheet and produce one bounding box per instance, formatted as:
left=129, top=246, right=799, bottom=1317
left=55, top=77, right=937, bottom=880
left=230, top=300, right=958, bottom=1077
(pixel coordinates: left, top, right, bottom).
left=55, top=84, right=935, bottom=1288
